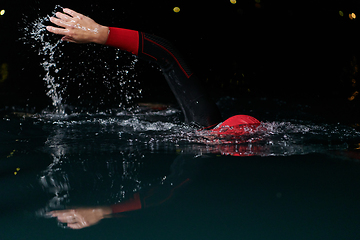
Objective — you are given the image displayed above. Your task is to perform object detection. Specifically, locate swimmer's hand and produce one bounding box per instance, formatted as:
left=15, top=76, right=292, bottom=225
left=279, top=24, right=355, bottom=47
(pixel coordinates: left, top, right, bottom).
left=49, top=207, right=112, bottom=229
left=46, top=8, right=109, bottom=44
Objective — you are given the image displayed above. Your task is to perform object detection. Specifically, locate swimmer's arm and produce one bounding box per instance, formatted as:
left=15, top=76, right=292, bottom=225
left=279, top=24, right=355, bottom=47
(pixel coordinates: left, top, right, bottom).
left=49, top=193, right=142, bottom=229
left=46, top=8, right=109, bottom=44
left=47, top=8, right=139, bottom=55
left=49, top=206, right=112, bottom=229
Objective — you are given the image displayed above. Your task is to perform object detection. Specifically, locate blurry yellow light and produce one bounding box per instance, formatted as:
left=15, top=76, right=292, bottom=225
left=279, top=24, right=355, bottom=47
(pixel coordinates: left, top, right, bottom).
left=349, top=13, right=356, bottom=19
left=14, top=167, right=20, bottom=175
left=6, top=149, right=15, bottom=158
left=0, top=9, right=5, bottom=16
left=339, top=10, right=344, bottom=17
left=173, top=7, right=180, bottom=13
left=230, top=0, right=237, bottom=4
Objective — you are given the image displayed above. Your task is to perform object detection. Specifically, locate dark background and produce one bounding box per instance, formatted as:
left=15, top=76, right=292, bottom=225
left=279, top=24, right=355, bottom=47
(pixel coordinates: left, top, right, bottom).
left=0, top=0, right=359, bottom=125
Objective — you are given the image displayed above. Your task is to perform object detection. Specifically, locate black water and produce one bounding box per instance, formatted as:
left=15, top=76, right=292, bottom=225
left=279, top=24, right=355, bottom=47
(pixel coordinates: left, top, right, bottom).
left=1, top=98, right=360, bottom=239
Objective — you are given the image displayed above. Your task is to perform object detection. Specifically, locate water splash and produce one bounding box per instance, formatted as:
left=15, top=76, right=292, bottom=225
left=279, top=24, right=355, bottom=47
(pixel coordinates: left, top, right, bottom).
left=35, top=110, right=360, bottom=157
left=21, top=6, right=66, bottom=114
left=42, top=40, right=65, bottom=114
left=197, top=120, right=360, bottom=156
left=20, top=5, right=142, bottom=115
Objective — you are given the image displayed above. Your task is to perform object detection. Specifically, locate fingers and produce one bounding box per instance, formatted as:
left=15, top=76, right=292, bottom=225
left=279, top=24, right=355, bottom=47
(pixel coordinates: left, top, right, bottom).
left=49, top=210, right=85, bottom=229
left=50, top=209, right=75, bottom=218
left=47, top=8, right=80, bottom=33
left=61, top=36, right=77, bottom=43
left=55, top=12, right=72, bottom=22
left=50, top=210, right=76, bottom=222
left=46, top=8, right=84, bottom=40
left=46, top=25, right=69, bottom=36
left=55, top=215, right=76, bottom=224
left=67, top=223, right=83, bottom=229
left=49, top=16, right=71, bottom=29
left=63, top=8, right=83, bottom=19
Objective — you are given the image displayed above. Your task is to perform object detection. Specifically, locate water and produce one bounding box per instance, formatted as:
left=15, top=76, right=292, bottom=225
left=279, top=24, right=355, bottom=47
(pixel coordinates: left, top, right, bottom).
left=2, top=7, right=360, bottom=240
left=1, top=106, right=360, bottom=239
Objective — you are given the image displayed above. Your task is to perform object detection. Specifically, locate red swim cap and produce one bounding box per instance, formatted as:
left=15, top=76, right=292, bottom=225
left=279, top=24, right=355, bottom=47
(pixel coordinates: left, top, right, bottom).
left=210, top=115, right=261, bottom=136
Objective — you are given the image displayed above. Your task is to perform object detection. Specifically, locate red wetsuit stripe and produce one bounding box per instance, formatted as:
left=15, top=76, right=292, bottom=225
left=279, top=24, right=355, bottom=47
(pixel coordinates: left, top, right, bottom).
left=111, top=192, right=142, bottom=214
left=105, top=27, right=139, bottom=55
left=141, top=33, right=193, bottom=78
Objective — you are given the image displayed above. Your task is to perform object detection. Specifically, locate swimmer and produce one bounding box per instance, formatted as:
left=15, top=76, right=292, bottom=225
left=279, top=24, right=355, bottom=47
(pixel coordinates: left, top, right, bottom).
left=46, top=8, right=261, bottom=133
left=46, top=8, right=261, bottom=229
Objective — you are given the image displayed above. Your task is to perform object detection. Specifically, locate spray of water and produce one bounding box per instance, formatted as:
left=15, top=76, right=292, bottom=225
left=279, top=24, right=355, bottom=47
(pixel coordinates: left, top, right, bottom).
left=20, top=5, right=142, bottom=115
left=20, top=6, right=64, bottom=114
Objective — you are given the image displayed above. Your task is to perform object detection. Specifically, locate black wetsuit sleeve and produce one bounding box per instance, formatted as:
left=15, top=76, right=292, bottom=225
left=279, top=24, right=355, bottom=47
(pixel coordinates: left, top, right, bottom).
left=138, top=32, right=222, bottom=127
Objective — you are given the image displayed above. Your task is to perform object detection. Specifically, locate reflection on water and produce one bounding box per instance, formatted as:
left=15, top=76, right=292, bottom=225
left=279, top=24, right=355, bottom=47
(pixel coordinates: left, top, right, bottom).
left=1, top=107, right=360, bottom=238
left=29, top=108, right=360, bottom=214
left=37, top=126, right=70, bottom=218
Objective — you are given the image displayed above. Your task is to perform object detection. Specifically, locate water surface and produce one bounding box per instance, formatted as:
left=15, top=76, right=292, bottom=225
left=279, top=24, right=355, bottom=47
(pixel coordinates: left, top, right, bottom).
left=1, top=103, right=360, bottom=240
